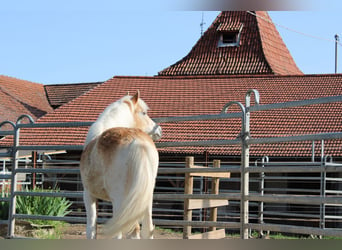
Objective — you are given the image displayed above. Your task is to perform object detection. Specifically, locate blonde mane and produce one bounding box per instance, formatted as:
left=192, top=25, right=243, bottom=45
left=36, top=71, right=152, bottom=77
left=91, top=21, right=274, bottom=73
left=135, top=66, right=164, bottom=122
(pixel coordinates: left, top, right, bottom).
left=85, top=94, right=149, bottom=146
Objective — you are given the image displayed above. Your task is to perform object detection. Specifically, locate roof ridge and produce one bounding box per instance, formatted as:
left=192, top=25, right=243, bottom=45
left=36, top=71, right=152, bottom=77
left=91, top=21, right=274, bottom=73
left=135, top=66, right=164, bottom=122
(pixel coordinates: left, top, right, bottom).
left=113, top=75, right=157, bottom=79
left=109, top=73, right=342, bottom=81
left=45, top=81, right=103, bottom=87
left=0, top=74, right=44, bottom=85
left=157, top=73, right=342, bottom=80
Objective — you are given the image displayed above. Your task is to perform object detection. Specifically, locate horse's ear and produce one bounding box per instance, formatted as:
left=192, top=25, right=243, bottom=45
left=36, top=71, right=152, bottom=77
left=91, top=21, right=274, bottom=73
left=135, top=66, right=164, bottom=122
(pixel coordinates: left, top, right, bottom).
left=131, top=90, right=140, bottom=105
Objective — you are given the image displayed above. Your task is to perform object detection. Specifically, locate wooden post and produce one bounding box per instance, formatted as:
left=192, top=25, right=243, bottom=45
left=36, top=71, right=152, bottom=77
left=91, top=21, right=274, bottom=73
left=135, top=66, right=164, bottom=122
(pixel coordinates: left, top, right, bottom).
left=209, top=159, right=220, bottom=231
left=31, top=151, right=37, bottom=189
left=183, top=156, right=194, bottom=239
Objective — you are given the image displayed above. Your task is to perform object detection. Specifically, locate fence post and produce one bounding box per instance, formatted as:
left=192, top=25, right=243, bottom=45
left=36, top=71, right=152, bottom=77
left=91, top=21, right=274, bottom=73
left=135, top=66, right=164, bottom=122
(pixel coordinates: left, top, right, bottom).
left=320, top=155, right=327, bottom=232
left=240, top=90, right=258, bottom=239
left=221, top=97, right=249, bottom=239
left=241, top=106, right=250, bottom=239
left=258, top=156, right=268, bottom=237
left=183, top=156, right=194, bottom=239
left=31, top=151, right=38, bottom=189
left=7, top=115, right=34, bottom=238
left=209, top=159, right=220, bottom=231
left=7, top=125, right=20, bottom=238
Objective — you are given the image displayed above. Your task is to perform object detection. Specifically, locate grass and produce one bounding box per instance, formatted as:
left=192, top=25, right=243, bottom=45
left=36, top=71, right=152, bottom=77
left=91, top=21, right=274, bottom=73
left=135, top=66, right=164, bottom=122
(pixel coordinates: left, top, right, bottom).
left=33, top=222, right=65, bottom=239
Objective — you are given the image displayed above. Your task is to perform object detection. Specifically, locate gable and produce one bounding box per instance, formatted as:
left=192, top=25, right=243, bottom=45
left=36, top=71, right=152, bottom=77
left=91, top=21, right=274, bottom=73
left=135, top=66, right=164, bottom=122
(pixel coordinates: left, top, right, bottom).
left=0, top=75, right=53, bottom=123
left=44, top=82, right=102, bottom=109
left=159, top=11, right=302, bottom=76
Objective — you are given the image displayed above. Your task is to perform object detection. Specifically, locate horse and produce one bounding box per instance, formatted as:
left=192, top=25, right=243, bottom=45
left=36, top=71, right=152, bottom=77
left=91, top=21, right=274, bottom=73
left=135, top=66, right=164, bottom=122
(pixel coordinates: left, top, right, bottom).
left=80, top=91, right=162, bottom=239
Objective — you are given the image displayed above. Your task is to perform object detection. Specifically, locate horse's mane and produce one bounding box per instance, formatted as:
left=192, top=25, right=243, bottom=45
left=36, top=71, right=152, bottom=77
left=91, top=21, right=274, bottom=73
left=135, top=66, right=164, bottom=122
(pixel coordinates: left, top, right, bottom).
left=99, top=95, right=149, bottom=119
left=84, top=95, right=149, bottom=147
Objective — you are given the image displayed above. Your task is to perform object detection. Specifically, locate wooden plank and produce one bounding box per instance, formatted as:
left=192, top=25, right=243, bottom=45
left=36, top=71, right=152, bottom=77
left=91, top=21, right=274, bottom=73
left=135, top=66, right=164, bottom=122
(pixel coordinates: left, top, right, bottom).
left=188, top=199, right=228, bottom=210
left=190, top=172, right=230, bottom=178
left=191, top=165, right=205, bottom=168
left=189, top=165, right=230, bottom=178
left=183, top=156, right=194, bottom=239
left=188, top=229, right=226, bottom=239
left=190, top=165, right=215, bottom=169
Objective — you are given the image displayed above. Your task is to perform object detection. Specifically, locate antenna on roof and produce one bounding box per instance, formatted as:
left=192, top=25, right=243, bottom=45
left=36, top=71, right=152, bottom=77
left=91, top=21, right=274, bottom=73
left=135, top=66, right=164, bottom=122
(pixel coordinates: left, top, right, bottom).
left=335, top=34, right=339, bottom=74
left=200, top=12, right=206, bottom=36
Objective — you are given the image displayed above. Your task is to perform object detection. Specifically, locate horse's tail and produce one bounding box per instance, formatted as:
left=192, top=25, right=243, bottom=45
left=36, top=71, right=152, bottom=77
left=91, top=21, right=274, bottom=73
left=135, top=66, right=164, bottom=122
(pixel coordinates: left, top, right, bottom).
left=102, top=142, right=158, bottom=237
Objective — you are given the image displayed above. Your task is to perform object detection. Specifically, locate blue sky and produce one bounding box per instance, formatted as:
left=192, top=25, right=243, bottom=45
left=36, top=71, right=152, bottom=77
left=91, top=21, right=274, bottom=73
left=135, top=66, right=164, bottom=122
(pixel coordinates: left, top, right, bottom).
left=1, top=1, right=342, bottom=84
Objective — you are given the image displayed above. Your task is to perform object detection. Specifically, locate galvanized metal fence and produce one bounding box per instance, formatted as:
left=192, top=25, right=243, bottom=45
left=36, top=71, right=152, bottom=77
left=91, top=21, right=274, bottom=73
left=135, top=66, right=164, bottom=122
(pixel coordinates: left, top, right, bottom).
left=1, top=89, right=342, bottom=239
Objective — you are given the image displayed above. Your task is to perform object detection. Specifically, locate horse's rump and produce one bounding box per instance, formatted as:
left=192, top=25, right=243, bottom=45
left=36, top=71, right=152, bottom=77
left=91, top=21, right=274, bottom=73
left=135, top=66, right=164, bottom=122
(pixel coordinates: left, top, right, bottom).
left=80, top=126, right=159, bottom=236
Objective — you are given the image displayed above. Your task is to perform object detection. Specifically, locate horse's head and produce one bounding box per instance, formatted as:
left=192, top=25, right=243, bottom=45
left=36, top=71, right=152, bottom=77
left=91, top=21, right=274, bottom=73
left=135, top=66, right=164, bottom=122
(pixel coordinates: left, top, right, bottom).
left=125, top=91, right=162, bottom=141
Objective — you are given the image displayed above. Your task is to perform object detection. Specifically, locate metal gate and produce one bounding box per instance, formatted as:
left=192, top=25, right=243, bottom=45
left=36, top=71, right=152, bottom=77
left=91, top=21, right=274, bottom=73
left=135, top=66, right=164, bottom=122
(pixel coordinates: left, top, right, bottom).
left=1, top=89, right=342, bottom=239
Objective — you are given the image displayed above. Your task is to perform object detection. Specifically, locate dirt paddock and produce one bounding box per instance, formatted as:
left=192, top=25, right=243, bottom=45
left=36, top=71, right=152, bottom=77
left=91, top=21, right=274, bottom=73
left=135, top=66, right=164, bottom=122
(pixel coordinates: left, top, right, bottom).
left=0, top=221, right=183, bottom=239
left=59, top=224, right=183, bottom=239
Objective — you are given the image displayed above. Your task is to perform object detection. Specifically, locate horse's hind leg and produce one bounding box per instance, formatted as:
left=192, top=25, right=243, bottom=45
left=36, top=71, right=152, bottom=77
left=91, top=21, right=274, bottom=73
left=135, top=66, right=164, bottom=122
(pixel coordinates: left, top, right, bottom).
left=84, top=190, right=97, bottom=239
left=112, top=232, right=123, bottom=239
left=127, top=223, right=141, bottom=239
left=141, top=203, right=154, bottom=239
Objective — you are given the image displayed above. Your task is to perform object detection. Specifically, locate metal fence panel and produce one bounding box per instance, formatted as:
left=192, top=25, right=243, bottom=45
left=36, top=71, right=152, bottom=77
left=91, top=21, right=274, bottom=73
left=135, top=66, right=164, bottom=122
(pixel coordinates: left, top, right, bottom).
left=1, top=90, right=342, bottom=239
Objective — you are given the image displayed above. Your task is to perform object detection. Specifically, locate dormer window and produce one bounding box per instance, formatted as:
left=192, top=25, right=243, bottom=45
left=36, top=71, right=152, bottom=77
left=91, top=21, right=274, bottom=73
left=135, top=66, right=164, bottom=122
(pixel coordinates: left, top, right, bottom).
left=217, top=23, right=243, bottom=48
left=219, top=31, right=240, bottom=47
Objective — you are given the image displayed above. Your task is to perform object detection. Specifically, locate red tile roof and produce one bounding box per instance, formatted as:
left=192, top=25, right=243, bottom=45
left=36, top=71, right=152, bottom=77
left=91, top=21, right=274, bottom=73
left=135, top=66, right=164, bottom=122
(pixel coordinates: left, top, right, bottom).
left=0, top=75, right=53, bottom=124
left=5, top=74, right=342, bottom=158
left=158, top=11, right=302, bottom=76
left=44, top=82, right=102, bottom=108
left=255, top=11, right=302, bottom=76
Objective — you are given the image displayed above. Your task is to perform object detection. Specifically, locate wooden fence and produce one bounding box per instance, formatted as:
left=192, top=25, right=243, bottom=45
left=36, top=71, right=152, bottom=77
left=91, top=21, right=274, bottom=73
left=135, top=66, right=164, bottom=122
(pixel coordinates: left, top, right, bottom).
left=183, top=156, right=230, bottom=239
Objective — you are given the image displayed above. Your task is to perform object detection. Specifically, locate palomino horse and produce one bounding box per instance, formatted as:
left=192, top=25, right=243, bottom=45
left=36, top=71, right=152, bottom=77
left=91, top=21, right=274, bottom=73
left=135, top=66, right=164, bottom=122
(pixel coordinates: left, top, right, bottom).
left=80, top=91, right=162, bottom=239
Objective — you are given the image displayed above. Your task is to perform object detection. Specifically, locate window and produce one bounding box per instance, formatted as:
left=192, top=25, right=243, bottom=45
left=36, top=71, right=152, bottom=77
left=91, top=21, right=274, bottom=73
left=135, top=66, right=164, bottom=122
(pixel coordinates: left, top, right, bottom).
left=222, top=32, right=238, bottom=44
left=217, top=23, right=243, bottom=48
left=218, top=31, right=240, bottom=47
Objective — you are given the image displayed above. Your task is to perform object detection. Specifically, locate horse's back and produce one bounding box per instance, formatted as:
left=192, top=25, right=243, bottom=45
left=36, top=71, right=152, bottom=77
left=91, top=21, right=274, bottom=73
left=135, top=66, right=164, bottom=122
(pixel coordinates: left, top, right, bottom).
left=99, top=126, right=152, bottom=152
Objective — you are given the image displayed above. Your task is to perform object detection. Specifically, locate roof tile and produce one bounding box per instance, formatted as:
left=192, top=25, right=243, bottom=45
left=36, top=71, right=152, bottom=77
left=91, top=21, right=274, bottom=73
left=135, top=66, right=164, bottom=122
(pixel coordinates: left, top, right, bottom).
left=4, top=74, right=342, bottom=158
left=158, top=11, right=302, bottom=76
left=0, top=75, right=53, bottom=124
left=44, top=82, right=102, bottom=108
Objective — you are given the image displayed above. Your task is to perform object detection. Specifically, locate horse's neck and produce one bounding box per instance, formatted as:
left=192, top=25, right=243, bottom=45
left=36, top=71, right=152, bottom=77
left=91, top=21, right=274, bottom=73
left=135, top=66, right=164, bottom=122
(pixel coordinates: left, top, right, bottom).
left=84, top=103, right=134, bottom=146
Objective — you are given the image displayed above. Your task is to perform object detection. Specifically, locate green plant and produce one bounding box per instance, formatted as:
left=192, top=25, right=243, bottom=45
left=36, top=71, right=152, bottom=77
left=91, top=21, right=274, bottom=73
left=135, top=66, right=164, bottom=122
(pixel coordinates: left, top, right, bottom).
left=15, top=186, right=72, bottom=226
left=0, top=200, right=9, bottom=220
left=0, top=187, right=10, bottom=220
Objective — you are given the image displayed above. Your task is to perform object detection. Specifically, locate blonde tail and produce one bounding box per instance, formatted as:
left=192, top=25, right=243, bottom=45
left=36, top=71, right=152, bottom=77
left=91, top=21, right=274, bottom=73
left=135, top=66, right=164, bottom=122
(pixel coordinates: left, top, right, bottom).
left=102, top=144, right=158, bottom=237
